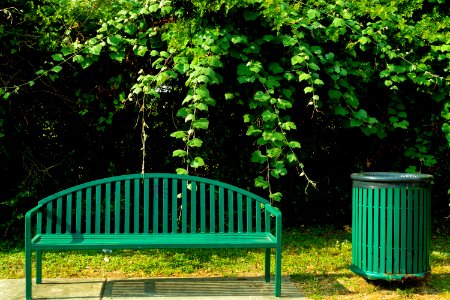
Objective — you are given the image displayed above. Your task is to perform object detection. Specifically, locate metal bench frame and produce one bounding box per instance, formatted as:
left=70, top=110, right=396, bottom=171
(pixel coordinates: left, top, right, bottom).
left=25, top=173, right=282, bottom=299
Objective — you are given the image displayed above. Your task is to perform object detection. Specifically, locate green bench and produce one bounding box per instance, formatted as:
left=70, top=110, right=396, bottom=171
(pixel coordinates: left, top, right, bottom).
left=25, top=173, right=282, bottom=299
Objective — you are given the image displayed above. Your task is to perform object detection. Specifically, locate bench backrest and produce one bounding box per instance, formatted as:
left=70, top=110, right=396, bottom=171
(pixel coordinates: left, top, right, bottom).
left=32, top=173, right=275, bottom=235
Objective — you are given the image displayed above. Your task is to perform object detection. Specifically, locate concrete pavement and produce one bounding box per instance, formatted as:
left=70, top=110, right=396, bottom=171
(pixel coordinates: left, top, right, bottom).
left=0, top=276, right=308, bottom=299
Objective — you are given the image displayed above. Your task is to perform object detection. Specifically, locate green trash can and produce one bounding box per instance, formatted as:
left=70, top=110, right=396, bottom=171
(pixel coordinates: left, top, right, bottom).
left=350, top=172, right=433, bottom=280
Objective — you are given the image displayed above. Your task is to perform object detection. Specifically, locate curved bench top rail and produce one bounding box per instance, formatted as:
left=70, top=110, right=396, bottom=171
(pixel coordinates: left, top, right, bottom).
left=37, top=173, right=270, bottom=207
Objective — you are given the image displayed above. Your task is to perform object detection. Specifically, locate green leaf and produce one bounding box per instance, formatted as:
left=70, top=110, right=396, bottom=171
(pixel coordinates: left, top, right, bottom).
left=107, top=35, right=122, bottom=46
left=289, top=141, right=301, bottom=149
left=187, top=138, right=203, bottom=147
left=299, top=73, right=311, bottom=82
left=345, top=93, right=359, bottom=108
left=124, top=24, right=138, bottom=35
left=304, top=87, right=314, bottom=94
left=193, top=118, right=209, bottom=129
left=88, top=44, right=103, bottom=56
left=269, top=192, right=283, bottom=202
left=173, top=149, right=187, bottom=157
left=170, top=131, right=186, bottom=139
left=262, top=110, right=277, bottom=122
left=51, top=66, right=63, bottom=73
left=354, top=109, right=368, bottom=120
left=350, top=118, right=363, bottom=127
left=307, top=9, right=320, bottom=20
left=281, top=121, right=297, bottom=130
left=267, top=147, right=282, bottom=158
left=251, top=150, right=267, bottom=164
left=328, top=89, right=342, bottom=99
left=246, top=125, right=262, bottom=136
left=287, top=153, right=297, bottom=163
left=190, top=157, right=205, bottom=168
left=254, top=176, right=270, bottom=189
left=109, top=51, right=126, bottom=62
left=176, top=168, right=188, bottom=175
left=52, top=54, right=64, bottom=62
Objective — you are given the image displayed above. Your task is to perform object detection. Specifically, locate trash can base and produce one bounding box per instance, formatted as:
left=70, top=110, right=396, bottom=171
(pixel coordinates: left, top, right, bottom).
left=350, top=265, right=430, bottom=281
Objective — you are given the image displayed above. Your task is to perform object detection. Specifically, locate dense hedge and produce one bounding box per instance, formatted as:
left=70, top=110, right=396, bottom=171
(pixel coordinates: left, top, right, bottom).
left=1, top=0, right=449, bottom=241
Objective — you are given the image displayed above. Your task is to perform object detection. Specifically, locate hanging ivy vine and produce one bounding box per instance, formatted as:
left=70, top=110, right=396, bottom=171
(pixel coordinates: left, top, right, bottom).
left=2, top=0, right=449, bottom=204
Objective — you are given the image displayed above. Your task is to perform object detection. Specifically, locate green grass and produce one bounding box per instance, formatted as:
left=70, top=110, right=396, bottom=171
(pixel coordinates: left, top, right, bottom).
left=1, top=226, right=448, bottom=299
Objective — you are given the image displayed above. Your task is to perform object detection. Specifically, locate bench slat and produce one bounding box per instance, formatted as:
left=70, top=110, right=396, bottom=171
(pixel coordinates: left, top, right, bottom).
left=115, top=183, right=121, bottom=234
left=210, top=185, right=215, bottom=233
left=172, top=179, right=178, bottom=233
left=228, top=190, right=234, bottom=233
left=163, top=178, right=169, bottom=233
left=56, top=197, right=62, bottom=234
left=66, top=194, right=72, bottom=234
left=237, top=194, right=243, bottom=233
left=105, top=183, right=111, bottom=234
left=219, top=187, right=224, bottom=233
left=86, top=188, right=92, bottom=234
left=191, top=182, right=197, bottom=233
left=125, top=180, right=131, bottom=233
left=46, top=202, right=52, bottom=234
left=246, top=196, right=252, bottom=233
left=134, top=179, right=140, bottom=233
left=153, top=178, right=158, bottom=234
left=76, top=191, right=82, bottom=234
left=182, top=180, right=187, bottom=233
left=200, top=183, right=206, bottom=233
left=95, top=186, right=101, bottom=233
left=144, top=178, right=150, bottom=233
left=31, top=233, right=277, bottom=250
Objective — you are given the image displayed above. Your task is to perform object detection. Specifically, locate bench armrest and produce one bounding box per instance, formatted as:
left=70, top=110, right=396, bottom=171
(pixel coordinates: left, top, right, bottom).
left=264, top=204, right=282, bottom=242
left=25, top=204, right=44, bottom=242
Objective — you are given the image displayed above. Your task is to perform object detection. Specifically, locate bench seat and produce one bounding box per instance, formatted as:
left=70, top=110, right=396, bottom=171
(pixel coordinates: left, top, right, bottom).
left=31, top=233, right=277, bottom=250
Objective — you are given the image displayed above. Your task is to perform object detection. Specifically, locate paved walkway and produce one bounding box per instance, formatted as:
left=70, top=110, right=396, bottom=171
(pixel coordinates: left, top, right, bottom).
left=0, top=276, right=308, bottom=299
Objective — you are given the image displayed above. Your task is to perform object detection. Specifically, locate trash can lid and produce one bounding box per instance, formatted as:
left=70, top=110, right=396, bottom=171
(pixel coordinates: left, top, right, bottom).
left=351, top=172, right=433, bottom=183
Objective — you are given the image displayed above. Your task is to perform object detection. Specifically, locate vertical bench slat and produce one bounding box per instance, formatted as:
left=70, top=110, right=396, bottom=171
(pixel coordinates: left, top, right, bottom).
left=182, top=180, right=188, bottom=233
left=134, top=179, right=140, bottom=233
left=86, top=188, right=92, bottom=233
left=56, top=197, right=62, bottom=234
left=46, top=203, right=53, bottom=234
left=246, top=197, right=252, bottom=232
left=37, top=212, right=43, bottom=235
left=144, top=178, right=150, bottom=233
left=162, top=179, right=169, bottom=233
left=237, top=194, right=243, bottom=233
left=153, top=178, right=159, bottom=234
left=105, top=183, right=111, bottom=234
left=115, top=182, right=121, bottom=234
left=125, top=180, right=130, bottom=233
left=228, top=190, right=234, bottom=233
left=66, top=194, right=72, bottom=234
left=172, top=179, right=178, bottom=233
left=191, top=182, right=197, bottom=233
left=200, top=183, right=206, bottom=233
left=76, top=191, right=82, bottom=234
left=209, top=185, right=215, bottom=233
left=256, top=201, right=261, bottom=232
left=265, top=205, right=270, bottom=232
left=219, top=187, right=225, bottom=233
left=95, top=186, right=101, bottom=234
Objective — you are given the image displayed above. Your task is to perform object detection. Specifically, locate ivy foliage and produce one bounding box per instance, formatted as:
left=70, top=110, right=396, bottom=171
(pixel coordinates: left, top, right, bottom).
left=1, top=0, right=449, bottom=205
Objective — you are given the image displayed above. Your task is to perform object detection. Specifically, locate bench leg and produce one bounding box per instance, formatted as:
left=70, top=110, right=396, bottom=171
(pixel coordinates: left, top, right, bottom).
left=36, top=250, right=42, bottom=284
left=274, top=244, right=282, bottom=297
left=264, top=248, right=271, bottom=282
left=25, top=248, right=32, bottom=300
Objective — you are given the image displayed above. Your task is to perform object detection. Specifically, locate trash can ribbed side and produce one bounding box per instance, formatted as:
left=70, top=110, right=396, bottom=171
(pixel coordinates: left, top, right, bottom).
left=350, top=172, right=432, bottom=280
